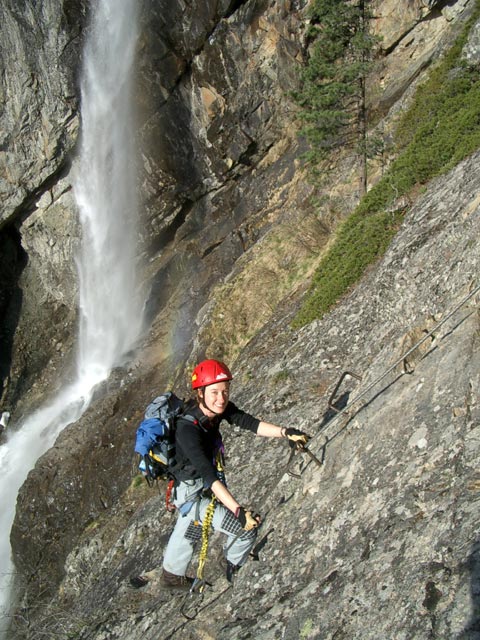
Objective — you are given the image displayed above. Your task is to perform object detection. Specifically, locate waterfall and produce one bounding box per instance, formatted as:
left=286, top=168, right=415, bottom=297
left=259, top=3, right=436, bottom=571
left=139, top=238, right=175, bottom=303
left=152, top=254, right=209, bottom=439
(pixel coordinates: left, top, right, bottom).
left=0, top=0, right=142, bottom=634
left=75, top=0, right=142, bottom=379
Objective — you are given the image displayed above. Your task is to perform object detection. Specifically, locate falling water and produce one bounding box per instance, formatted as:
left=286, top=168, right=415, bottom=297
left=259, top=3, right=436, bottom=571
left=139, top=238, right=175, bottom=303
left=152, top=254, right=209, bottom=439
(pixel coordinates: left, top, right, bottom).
left=75, top=0, right=142, bottom=378
left=0, top=0, right=142, bottom=633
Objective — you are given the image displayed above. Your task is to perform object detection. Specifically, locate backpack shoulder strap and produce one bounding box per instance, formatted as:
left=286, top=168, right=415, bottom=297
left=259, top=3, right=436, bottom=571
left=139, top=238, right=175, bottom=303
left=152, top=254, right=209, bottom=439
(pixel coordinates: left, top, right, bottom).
left=180, top=412, right=210, bottom=431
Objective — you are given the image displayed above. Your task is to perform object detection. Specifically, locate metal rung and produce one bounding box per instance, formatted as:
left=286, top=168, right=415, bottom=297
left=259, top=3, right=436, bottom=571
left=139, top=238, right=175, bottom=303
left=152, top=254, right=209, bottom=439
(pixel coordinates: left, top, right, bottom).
left=328, top=371, right=362, bottom=412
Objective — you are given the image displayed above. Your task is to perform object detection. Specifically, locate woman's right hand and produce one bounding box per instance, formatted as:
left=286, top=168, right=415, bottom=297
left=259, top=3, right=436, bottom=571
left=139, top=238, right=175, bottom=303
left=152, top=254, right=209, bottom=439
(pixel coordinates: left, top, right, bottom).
left=236, top=507, right=262, bottom=530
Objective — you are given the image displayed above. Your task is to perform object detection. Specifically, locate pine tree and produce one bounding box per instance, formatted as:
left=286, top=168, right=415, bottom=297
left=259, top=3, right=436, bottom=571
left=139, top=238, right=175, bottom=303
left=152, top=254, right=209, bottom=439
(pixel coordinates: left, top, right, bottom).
left=294, top=0, right=379, bottom=195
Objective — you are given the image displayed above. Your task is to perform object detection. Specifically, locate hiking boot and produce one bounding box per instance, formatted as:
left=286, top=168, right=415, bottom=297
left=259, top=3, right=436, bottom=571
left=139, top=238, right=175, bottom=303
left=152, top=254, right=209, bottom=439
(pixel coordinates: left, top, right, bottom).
left=162, top=569, right=194, bottom=591
left=226, top=561, right=240, bottom=584
left=129, top=575, right=149, bottom=589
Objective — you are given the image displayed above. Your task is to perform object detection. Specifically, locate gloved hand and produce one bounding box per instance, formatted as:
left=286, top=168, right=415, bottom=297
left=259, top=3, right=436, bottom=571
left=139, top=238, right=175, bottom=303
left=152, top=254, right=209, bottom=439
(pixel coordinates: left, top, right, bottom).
left=236, top=507, right=262, bottom=531
left=284, top=427, right=311, bottom=449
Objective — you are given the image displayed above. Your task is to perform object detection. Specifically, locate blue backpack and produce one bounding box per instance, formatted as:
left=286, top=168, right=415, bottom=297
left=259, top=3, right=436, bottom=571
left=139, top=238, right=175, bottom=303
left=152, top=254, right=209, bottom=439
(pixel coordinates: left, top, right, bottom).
left=134, top=392, right=186, bottom=486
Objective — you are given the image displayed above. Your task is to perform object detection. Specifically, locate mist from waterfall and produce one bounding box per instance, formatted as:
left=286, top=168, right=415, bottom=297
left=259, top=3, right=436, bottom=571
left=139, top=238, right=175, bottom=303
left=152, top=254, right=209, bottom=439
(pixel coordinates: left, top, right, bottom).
left=0, top=0, right=142, bottom=634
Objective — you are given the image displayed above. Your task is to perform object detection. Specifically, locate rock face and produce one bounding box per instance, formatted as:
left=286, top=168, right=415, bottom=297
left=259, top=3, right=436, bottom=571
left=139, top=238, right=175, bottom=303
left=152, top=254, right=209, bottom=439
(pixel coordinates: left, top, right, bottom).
left=2, top=0, right=479, bottom=638
left=371, top=0, right=475, bottom=115
left=1, top=0, right=471, bottom=413
left=0, top=0, right=86, bottom=410
left=0, top=0, right=82, bottom=223
left=226, top=150, right=480, bottom=640
left=13, top=141, right=480, bottom=640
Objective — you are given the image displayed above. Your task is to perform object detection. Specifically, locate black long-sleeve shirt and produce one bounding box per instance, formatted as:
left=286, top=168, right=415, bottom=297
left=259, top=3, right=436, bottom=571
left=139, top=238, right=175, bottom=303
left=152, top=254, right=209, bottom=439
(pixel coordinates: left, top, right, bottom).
left=172, top=400, right=260, bottom=487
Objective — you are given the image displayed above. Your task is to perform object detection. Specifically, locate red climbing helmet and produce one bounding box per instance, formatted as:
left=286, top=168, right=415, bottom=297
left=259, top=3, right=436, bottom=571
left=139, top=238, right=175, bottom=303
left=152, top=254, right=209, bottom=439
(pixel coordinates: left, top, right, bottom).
left=191, top=359, right=233, bottom=389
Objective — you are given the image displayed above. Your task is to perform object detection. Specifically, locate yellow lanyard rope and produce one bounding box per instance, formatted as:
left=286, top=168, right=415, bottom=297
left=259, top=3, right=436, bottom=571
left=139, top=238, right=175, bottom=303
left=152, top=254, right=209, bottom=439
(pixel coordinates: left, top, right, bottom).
left=196, top=496, right=216, bottom=589
left=194, top=450, right=224, bottom=589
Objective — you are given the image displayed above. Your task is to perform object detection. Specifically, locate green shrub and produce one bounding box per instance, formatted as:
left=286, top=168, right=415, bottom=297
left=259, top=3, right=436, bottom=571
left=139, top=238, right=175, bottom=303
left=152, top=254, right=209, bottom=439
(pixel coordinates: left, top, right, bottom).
left=293, top=3, right=480, bottom=327
left=292, top=210, right=403, bottom=327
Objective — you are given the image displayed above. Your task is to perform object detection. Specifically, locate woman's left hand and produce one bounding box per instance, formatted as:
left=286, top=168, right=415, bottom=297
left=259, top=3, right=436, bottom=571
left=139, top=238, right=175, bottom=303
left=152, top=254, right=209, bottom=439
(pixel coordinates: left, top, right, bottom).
left=284, top=428, right=311, bottom=448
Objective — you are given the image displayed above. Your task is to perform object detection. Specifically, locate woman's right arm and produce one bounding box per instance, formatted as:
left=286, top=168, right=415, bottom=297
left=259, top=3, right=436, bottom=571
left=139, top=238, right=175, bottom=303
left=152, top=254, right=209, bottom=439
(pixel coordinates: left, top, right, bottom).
left=211, top=479, right=241, bottom=514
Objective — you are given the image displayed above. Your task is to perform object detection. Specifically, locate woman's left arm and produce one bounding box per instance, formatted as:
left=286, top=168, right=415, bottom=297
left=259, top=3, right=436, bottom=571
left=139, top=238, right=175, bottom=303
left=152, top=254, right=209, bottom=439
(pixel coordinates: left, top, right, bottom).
left=226, top=403, right=309, bottom=442
left=257, top=421, right=311, bottom=446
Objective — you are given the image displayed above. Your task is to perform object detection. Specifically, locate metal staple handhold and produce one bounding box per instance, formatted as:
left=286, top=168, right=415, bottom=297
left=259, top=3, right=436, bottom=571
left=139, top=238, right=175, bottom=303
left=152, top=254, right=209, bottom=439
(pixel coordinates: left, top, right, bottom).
left=316, top=282, right=480, bottom=443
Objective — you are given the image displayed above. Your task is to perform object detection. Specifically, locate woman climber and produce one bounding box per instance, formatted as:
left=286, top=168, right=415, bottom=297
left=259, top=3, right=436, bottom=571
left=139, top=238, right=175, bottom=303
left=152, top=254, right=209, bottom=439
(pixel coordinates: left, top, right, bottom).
left=161, top=358, right=310, bottom=589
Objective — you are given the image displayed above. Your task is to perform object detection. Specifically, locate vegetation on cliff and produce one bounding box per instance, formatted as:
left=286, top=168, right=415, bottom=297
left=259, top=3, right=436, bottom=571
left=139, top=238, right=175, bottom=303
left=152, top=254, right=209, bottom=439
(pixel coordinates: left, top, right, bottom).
left=293, top=1, right=480, bottom=327
left=293, top=0, right=379, bottom=195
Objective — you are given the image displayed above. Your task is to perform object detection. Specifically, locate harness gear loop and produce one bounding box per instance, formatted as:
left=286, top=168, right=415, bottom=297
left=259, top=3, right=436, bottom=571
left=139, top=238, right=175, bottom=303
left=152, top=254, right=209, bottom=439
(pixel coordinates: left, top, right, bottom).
left=165, top=478, right=176, bottom=512
left=214, top=447, right=227, bottom=485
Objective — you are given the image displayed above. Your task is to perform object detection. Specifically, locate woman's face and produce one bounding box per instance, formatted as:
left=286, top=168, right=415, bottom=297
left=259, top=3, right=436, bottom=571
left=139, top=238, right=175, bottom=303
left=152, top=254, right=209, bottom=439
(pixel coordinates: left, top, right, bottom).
left=200, top=381, right=230, bottom=417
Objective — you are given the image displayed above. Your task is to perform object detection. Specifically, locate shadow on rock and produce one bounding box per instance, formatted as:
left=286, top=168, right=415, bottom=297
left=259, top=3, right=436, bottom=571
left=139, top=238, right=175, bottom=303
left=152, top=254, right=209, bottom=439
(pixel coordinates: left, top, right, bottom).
left=458, top=538, right=480, bottom=639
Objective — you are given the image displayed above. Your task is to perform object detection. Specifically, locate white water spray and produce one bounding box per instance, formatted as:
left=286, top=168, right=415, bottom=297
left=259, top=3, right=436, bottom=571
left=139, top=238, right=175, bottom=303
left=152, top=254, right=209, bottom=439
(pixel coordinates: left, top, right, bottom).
left=0, top=0, right=142, bottom=633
